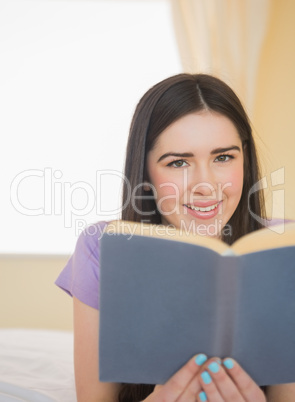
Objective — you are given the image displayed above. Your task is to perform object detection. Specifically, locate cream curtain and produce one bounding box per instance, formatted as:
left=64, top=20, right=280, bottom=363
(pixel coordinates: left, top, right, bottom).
left=170, top=0, right=270, bottom=115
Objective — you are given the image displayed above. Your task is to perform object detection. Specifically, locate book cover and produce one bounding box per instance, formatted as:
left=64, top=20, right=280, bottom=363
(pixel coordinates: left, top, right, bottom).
left=99, top=221, right=295, bottom=386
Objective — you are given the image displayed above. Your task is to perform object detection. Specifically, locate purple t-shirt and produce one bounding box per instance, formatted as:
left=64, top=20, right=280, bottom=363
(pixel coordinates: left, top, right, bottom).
left=55, top=221, right=108, bottom=310
left=55, top=218, right=289, bottom=310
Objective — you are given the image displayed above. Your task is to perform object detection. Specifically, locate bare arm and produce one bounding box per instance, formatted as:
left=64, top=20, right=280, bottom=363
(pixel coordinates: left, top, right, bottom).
left=266, top=383, right=295, bottom=402
left=73, top=297, right=120, bottom=402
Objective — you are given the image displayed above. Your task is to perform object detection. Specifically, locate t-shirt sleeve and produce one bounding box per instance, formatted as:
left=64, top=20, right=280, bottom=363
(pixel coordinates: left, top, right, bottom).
left=55, top=221, right=108, bottom=310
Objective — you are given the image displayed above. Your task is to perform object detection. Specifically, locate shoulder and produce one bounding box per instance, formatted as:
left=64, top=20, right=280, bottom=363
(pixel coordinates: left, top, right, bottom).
left=55, top=220, right=109, bottom=310
left=70, top=220, right=110, bottom=279
left=74, top=221, right=109, bottom=257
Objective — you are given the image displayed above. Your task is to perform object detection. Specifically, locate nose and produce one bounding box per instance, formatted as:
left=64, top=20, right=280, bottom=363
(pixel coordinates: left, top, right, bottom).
left=188, top=166, right=217, bottom=198
left=192, top=181, right=215, bottom=197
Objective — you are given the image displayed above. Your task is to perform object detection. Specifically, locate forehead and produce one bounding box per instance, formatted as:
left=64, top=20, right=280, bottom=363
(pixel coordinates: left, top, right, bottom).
left=151, top=111, right=241, bottom=153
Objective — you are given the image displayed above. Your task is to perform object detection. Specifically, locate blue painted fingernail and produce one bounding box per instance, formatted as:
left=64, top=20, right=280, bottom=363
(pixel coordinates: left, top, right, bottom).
left=195, top=354, right=207, bottom=366
left=208, top=361, right=220, bottom=373
left=223, top=358, right=234, bottom=369
left=199, top=391, right=207, bottom=401
left=201, top=371, right=212, bottom=384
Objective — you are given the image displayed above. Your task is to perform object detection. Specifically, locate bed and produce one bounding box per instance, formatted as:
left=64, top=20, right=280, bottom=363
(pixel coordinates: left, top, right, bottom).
left=0, top=329, right=76, bottom=401
left=0, top=255, right=76, bottom=401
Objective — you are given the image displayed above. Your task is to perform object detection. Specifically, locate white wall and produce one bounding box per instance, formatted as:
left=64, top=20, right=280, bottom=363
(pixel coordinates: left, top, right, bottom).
left=1, top=0, right=181, bottom=254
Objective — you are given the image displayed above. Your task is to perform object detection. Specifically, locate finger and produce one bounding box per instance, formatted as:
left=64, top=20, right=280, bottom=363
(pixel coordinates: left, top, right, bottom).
left=198, top=368, right=225, bottom=402
left=177, top=356, right=221, bottom=402
left=222, top=358, right=266, bottom=401
left=152, top=384, right=163, bottom=394
left=159, top=354, right=207, bottom=401
left=197, top=390, right=208, bottom=402
left=176, top=377, right=203, bottom=402
left=176, top=370, right=203, bottom=402
left=201, top=360, right=244, bottom=402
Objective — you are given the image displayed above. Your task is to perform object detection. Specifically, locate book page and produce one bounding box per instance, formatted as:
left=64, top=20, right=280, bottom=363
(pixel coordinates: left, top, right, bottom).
left=104, top=220, right=229, bottom=255
left=232, top=222, right=295, bottom=255
left=105, top=220, right=295, bottom=256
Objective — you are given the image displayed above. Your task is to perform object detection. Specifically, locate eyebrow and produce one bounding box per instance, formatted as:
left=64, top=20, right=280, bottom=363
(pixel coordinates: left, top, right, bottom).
left=157, top=146, right=241, bottom=163
left=211, top=146, right=241, bottom=155
left=157, top=152, right=193, bottom=163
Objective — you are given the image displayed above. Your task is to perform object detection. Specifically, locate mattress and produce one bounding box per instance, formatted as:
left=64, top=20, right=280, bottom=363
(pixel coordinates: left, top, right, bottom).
left=0, top=329, right=76, bottom=402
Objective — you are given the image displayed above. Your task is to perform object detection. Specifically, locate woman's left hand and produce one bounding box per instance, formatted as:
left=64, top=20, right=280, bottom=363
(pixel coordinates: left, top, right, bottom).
left=197, top=357, right=266, bottom=402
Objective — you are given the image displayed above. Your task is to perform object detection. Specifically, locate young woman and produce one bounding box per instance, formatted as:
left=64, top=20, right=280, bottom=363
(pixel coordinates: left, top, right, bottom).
left=56, top=73, right=295, bottom=401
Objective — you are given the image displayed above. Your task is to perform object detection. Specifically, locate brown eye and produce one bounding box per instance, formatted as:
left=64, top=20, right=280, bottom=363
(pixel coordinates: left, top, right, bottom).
left=174, top=160, right=184, bottom=167
left=167, top=159, right=188, bottom=168
left=215, top=154, right=233, bottom=162
left=218, top=155, right=227, bottom=162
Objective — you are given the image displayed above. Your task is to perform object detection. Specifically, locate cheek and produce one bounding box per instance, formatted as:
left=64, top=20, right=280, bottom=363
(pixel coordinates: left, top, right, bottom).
left=148, top=168, right=183, bottom=199
left=222, top=165, right=244, bottom=199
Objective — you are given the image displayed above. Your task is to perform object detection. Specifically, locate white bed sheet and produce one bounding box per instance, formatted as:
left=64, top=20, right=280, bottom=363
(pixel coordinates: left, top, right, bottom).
left=0, top=329, right=76, bottom=402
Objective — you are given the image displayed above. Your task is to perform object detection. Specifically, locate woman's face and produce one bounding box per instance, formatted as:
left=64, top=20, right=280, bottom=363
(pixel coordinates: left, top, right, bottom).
left=145, top=111, right=244, bottom=237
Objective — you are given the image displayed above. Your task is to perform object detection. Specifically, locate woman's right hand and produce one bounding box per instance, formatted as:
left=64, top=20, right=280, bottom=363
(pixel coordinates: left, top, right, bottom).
left=143, top=354, right=267, bottom=402
left=143, top=353, right=210, bottom=402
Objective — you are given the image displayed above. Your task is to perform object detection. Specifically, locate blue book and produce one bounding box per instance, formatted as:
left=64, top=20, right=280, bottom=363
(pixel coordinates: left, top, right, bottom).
left=99, top=220, right=295, bottom=386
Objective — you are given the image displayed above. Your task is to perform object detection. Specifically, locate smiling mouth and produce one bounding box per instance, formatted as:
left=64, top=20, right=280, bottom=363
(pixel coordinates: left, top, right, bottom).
left=185, top=202, right=221, bottom=212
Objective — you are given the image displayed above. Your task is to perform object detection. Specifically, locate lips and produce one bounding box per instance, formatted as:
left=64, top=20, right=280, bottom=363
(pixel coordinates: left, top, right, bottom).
left=186, top=201, right=220, bottom=212
left=184, top=201, right=222, bottom=220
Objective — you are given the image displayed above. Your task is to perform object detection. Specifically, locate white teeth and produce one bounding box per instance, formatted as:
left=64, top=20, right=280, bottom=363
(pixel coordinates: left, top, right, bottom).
left=187, top=202, right=219, bottom=212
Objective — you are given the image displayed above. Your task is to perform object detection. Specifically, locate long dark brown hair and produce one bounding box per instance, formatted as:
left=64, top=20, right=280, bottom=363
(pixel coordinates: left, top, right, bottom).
left=119, top=73, right=266, bottom=401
